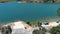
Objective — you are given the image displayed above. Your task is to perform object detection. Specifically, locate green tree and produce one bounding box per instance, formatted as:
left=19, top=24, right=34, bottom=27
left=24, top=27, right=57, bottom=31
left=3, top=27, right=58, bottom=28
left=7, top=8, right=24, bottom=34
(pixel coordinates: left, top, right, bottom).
left=38, top=21, right=42, bottom=27
left=50, top=25, right=60, bottom=34
left=33, top=30, right=46, bottom=34
left=57, top=8, right=60, bottom=16
left=26, top=21, right=31, bottom=26
left=33, top=27, right=46, bottom=34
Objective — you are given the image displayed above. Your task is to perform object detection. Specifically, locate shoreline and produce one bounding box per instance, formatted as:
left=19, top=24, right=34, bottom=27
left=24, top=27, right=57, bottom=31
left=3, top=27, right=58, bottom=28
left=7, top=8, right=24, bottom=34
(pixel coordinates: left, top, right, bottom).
left=0, top=18, right=60, bottom=34
left=0, top=16, right=60, bottom=27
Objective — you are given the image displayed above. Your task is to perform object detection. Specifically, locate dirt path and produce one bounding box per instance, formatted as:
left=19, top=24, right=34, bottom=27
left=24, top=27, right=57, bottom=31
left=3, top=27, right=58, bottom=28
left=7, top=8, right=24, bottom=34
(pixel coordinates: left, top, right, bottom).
left=41, top=22, right=60, bottom=30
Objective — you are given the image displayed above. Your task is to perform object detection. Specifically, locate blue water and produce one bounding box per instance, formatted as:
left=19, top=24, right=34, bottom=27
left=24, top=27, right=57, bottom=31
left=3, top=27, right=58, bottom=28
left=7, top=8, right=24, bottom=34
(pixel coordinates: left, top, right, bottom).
left=0, top=2, right=60, bottom=22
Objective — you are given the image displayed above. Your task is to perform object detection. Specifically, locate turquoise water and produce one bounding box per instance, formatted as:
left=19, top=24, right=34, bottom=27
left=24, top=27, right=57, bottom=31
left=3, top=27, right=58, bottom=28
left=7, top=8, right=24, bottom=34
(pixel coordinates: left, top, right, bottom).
left=0, top=2, right=60, bottom=22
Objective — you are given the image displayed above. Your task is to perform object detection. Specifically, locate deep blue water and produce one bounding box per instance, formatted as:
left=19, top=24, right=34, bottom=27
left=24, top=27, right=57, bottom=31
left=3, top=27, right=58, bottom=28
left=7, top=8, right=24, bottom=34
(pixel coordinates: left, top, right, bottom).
left=0, top=2, right=60, bottom=22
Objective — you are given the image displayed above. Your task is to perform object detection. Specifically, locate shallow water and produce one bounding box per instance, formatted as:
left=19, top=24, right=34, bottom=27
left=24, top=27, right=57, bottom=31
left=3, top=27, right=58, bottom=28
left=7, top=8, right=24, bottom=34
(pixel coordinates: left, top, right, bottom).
left=0, top=2, right=60, bottom=22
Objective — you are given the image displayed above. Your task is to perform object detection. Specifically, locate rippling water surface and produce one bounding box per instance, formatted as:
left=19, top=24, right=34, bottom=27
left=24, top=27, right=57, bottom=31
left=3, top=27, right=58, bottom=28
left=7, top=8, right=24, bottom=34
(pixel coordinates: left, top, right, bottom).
left=0, top=2, right=60, bottom=22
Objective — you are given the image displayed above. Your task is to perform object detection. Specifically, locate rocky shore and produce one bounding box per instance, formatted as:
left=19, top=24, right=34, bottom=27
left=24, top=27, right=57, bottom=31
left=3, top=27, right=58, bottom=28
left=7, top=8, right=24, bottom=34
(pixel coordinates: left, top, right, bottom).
left=0, top=0, right=60, bottom=3
left=17, top=0, right=60, bottom=3
left=0, top=21, right=33, bottom=34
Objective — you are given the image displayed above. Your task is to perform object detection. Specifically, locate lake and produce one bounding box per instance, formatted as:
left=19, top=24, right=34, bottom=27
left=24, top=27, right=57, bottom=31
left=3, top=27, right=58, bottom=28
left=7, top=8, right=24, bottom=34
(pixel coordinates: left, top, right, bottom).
left=0, top=2, right=60, bottom=22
